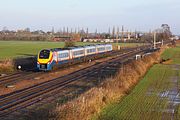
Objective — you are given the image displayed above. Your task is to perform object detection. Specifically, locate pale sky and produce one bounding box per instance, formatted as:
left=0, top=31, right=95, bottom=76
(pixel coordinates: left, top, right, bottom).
left=0, top=0, right=179, bottom=34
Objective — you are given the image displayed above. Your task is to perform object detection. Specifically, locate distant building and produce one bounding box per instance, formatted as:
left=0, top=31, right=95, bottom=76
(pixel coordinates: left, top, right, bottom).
left=53, top=36, right=71, bottom=42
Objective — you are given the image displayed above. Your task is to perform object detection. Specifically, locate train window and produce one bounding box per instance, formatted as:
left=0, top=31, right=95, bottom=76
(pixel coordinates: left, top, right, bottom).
left=87, top=48, right=96, bottom=53
left=73, top=50, right=84, bottom=56
left=106, top=46, right=112, bottom=50
left=59, top=53, right=69, bottom=58
left=98, top=47, right=105, bottom=51
left=39, top=50, right=50, bottom=59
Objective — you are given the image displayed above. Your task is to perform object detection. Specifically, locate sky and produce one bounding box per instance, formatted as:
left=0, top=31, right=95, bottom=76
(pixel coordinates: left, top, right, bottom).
left=0, top=0, right=179, bottom=34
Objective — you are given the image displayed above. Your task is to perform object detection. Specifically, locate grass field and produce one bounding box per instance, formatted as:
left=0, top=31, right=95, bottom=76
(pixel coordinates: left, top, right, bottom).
left=161, top=44, right=180, bottom=64
left=95, top=44, right=180, bottom=120
left=0, top=41, right=142, bottom=59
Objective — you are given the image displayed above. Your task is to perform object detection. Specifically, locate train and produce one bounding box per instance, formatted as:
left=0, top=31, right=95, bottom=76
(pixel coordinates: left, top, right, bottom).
left=37, top=44, right=113, bottom=71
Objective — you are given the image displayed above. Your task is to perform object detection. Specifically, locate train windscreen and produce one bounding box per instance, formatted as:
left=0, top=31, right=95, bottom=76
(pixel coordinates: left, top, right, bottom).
left=39, top=50, right=50, bottom=59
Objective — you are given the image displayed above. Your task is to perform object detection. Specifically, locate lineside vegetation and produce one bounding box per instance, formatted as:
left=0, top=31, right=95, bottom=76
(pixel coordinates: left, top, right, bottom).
left=0, top=59, right=14, bottom=72
left=50, top=47, right=164, bottom=120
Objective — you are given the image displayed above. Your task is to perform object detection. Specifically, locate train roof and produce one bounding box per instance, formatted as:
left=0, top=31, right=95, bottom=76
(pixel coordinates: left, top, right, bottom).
left=49, top=44, right=112, bottom=52
left=50, top=48, right=72, bottom=51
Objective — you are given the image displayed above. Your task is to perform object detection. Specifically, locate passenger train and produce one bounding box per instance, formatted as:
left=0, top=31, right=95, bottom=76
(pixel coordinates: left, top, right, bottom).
left=37, top=44, right=113, bottom=71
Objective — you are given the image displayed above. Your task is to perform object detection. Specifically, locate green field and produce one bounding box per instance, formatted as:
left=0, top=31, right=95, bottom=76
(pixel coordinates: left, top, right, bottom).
left=95, top=44, right=180, bottom=120
left=161, top=44, right=180, bottom=64
left=0, top=41, right=142, bottom=59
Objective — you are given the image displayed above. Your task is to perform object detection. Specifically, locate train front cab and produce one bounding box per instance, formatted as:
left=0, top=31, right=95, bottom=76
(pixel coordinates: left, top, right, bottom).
left=37, top=49, right=53, bottom=71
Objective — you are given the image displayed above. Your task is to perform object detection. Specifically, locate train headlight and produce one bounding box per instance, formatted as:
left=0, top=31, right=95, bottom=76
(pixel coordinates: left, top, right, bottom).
left=47, top=62, right=51, bottom=64
left=18, top=65, right=21, bottom=70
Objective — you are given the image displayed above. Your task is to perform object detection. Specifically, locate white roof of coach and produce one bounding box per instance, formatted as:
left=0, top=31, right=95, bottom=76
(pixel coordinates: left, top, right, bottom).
left=71, top=47, right=84, bottom=51
left=84, top=46, right=96, bottom=49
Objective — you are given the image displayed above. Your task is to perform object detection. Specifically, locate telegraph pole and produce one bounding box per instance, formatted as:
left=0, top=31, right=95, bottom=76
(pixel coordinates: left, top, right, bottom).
left=108, top=27, right=111, bottom=35
left=86, top=27, right=88, bottom=38
left=75, top=28, right=77, bottom=34
left=67, top=27, right=69, bottom=36
left=95, top=28, right=97, bottom=36
left=116, top=26, right=119, bottom=43
left=52, top=27, right=54, bottom=34
left=153, top=32, right=156, bottom=49
left=112, top=26, right=115, bottom=41
left=63, top=27, right=65, bottom=35
left=121, top=25, right=124, bottom=42
left=127, top=30, right=131, bottom=40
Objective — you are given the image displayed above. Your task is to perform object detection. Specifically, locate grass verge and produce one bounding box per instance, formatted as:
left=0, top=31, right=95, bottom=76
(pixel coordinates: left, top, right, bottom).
left=161, top=44, right=180, bottom=64
left=95, top=44, right=180, bottom=120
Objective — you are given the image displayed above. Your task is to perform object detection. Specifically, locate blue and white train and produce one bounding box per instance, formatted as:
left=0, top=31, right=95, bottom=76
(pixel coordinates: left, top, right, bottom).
left=37, top=44, right=113, bottom=71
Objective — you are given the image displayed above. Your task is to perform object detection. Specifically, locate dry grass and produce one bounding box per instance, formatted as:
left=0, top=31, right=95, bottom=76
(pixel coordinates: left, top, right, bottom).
left=161, top=59, right=173, bottom=64
left=50, top=49, right=164, bottom=120
left=0, top=59, right=14, bottom=72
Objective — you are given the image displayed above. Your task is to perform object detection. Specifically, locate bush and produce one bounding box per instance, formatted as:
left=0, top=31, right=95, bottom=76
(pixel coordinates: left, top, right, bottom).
left=64, top=41, right=75, bottom=48
left=0, top=59, right=14, bottom=72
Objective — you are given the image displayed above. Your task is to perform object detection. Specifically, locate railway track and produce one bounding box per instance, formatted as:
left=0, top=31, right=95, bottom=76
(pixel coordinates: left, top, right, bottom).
left=0, top=46, right=150, bottom=117
left=0, top=46, right=144, bottom=87
left=0, top=72, right=41, bottom=87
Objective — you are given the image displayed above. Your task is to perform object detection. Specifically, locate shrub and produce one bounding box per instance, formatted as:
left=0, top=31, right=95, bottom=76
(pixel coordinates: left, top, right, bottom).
left=64, top=41, right=75, bottom=48
left=0, top=59, right=14, bottom=72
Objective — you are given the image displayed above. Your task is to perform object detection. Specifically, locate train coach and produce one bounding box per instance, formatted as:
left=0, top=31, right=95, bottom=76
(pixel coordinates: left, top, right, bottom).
left=37, top=44, right=113, bottom=71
